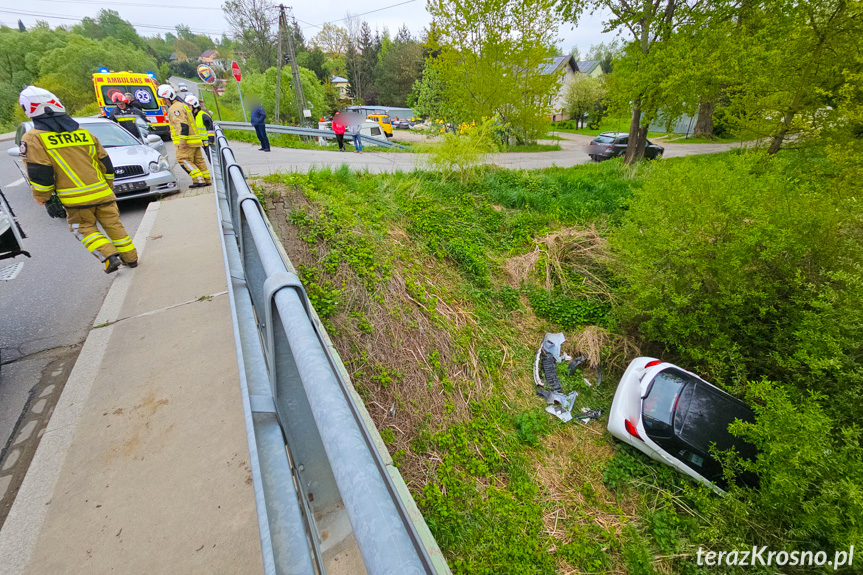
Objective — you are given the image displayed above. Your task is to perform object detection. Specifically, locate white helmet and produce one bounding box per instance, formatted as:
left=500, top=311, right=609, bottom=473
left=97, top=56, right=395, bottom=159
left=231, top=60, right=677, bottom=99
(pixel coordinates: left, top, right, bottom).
left=157, top=84, right=176, bottom=100
left=184, top=94, right=200, bottom=108
left=19, top=86, right=65, bottom=118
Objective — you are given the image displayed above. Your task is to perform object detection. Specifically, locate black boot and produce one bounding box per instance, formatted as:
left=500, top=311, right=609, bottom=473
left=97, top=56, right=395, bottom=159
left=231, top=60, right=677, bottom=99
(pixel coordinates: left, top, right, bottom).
left=104, top=254, right=122, bottom=274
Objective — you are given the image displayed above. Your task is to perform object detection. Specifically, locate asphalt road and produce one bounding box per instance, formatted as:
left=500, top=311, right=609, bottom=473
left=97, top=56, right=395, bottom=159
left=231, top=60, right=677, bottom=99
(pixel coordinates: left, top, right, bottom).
left=222, top=130, right=741, bottom=177
left=0, top=157, right=151, bottom=363
left=0, top=146, right=154, bottom=453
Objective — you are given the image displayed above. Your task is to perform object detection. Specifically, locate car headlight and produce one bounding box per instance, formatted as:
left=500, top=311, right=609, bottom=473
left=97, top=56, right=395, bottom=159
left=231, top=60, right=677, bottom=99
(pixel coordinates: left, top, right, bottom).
left=149, top=156, right=170, bottom=173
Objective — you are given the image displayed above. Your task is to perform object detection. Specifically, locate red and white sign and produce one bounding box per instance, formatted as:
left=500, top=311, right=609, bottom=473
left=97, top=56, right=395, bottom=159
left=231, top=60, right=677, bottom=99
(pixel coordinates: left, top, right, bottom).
left=231, top=61, right=242, bottom=83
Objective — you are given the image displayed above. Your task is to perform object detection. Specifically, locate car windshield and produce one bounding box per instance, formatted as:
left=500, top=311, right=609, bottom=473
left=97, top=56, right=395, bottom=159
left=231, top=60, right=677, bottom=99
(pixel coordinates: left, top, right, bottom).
left=593, top=135, right=615, bottom=143
left=81, top=122, right=141, bottom=147
left=643, top=369, right=692, bottom=425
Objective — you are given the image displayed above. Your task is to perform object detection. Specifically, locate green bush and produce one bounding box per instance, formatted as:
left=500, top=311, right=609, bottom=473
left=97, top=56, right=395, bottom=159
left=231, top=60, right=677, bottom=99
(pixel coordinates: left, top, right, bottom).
left=610, top=151, right=863, bottom=413
left=719, top=381, right=863, bottom=555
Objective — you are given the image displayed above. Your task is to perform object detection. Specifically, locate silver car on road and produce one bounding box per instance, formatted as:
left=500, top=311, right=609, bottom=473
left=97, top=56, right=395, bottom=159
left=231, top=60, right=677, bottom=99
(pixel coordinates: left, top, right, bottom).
left=7, top=117, right=178, bottom=201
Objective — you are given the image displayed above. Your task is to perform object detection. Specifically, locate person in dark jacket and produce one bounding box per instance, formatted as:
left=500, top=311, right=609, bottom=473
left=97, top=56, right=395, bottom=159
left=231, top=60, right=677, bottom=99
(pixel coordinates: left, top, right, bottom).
left=250, top=104, right=270, bottom=152
left=108, top=93, right=147, bottom=139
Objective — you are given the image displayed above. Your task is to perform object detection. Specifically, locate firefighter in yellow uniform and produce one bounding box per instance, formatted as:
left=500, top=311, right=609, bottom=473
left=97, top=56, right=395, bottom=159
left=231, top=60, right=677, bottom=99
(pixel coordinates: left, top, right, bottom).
left=184, top=94, right=215, bottom=162
left=18, top=86, right=137, bottom=274
left=157, top=84, right=210, bottom=188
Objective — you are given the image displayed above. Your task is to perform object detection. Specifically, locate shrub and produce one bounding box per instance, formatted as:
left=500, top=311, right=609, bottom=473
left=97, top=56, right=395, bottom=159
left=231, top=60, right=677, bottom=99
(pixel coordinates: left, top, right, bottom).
left=424, top=116, right=501, bottom=183
left=610, top=151, right=863, bottom=412
left=725, top=381, right=863, bottom=552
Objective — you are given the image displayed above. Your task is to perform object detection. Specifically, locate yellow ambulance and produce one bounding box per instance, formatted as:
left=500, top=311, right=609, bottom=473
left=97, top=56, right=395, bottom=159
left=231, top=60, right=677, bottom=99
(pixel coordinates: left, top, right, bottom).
left=92, top=71, right=170, bottom=138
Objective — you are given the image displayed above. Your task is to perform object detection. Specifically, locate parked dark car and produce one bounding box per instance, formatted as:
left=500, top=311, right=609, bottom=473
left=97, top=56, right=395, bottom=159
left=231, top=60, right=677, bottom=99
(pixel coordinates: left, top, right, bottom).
left=609, top=358, right=759, bottom=491
left=588, top=132, right=664, bottom=161
left=392, top=118, right=415, bottom=129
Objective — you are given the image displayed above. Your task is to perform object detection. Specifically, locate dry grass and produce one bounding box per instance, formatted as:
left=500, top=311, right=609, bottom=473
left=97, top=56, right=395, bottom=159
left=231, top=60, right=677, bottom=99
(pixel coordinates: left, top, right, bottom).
left=570, top=325, right=641, bottom=373
left=504, top=225, right=614, bottom=301
left=266, top=188, right=503, bottom=488
left=533, top=425, right=640, bottom=575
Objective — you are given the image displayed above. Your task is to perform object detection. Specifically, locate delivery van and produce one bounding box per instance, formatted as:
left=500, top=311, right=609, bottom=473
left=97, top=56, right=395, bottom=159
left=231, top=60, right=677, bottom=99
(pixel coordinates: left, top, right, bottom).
left=92, top=71, right=170, bottom=138
left=366, top=114, right=393, bottom=138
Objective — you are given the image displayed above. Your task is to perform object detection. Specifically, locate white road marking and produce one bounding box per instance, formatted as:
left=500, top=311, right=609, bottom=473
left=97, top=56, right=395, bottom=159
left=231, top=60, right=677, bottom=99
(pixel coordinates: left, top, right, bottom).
left=3, top=177, right=25, bottom=188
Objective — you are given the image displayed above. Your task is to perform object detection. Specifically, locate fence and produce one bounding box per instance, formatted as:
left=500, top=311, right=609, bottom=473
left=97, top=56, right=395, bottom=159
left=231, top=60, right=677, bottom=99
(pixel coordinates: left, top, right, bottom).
left=217, top=121, right=407, bottom=149
left=210, top=126, right=449, bottom=575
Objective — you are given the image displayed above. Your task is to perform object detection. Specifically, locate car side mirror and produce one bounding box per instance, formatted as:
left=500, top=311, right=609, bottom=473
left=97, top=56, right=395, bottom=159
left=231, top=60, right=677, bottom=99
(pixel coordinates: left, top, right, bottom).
left=7, top=146, right=20, bottom=158
left=146, top=135, right=161, bottom=145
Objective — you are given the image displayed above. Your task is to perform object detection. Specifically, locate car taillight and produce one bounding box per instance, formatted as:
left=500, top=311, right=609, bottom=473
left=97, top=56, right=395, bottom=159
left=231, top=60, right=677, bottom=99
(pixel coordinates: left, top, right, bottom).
left=644, top=360, right=662, bottom=368
left=625, top=419, right=643, bottom=440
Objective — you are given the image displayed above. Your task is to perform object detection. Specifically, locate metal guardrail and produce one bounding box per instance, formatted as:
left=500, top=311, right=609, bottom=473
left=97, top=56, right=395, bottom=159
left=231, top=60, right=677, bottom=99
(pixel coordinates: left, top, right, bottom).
left=217, top=120, right=407, bottom=149
left=211, top=127, right=447, bottom=575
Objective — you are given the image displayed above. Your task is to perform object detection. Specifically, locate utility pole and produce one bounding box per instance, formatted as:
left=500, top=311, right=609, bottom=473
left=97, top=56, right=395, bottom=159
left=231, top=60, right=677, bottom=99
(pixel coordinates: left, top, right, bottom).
left=276, top=5, right=309, bottom=126
left=274, top=6, right=284, bottom=123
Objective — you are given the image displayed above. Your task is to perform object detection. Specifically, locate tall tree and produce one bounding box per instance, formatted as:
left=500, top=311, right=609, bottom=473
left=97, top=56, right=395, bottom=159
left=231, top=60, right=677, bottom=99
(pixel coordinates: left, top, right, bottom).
left=374, top=29, right=424, bottom=107
left=222, top=0, right=277, bottom=72
left=427, top=0, right=561, bottom=142
left=296, top=47, right=329, bottom=82
left=562, top=73, right=606, bottom=127
left=758, top=0, right=862, bottom=154
left=562, top=1, right=709, bottom=162
left=311, top=23, right=349, bottom=58
left=72, top=9, right=144, bottom=49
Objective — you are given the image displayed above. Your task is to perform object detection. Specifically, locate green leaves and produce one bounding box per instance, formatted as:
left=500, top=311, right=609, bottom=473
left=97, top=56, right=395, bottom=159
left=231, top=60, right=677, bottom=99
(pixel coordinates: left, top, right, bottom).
left=426, top=0, right=560, bottom=142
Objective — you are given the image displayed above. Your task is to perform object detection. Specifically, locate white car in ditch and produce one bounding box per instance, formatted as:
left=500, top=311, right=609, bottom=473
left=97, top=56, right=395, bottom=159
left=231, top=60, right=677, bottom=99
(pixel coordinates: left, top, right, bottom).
left=608, top=357, right=759, bottom=491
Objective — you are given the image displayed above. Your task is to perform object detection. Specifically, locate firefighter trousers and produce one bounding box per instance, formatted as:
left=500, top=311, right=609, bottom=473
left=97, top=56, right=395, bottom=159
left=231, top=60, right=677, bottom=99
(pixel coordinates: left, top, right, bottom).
left=176, top=145, right=211, bottom=184
left=67, top=202, right=138, bottom=264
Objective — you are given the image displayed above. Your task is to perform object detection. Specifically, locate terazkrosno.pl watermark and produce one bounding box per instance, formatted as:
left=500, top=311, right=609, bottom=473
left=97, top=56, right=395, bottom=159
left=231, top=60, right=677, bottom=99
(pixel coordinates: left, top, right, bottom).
left=696, top=546, right=854, bottom=570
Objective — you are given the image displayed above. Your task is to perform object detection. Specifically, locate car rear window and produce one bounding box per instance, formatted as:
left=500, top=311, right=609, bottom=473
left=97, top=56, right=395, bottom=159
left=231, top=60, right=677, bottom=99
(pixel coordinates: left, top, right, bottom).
left=593, top=135, right=615, bottom=143
left=643, top=369, right=693, bottom=425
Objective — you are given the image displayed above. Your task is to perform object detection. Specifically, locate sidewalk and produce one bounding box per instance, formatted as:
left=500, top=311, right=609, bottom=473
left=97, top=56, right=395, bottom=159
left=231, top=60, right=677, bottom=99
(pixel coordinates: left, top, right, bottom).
left=0, top=193, right=263, bottom=574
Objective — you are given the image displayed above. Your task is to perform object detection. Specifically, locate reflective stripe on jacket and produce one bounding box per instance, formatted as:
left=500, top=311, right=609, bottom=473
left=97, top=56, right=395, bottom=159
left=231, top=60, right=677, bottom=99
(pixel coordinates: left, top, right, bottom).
left=168, top=100, right=203, bottom=147
left=194, top=110, right=214, bottom=147
left=21, top=128, right=116, bottom=207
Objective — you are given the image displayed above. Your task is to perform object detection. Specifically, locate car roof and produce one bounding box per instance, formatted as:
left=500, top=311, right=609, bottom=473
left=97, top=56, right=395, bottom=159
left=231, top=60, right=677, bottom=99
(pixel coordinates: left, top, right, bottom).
left=599, top=132, right=627, bottom=137
left=75, top=117, right=116, bottom=124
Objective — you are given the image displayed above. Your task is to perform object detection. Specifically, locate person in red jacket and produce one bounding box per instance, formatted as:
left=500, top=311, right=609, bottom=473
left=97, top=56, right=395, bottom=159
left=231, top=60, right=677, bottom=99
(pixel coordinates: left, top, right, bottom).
left=332, top=117, right=346, bottom=152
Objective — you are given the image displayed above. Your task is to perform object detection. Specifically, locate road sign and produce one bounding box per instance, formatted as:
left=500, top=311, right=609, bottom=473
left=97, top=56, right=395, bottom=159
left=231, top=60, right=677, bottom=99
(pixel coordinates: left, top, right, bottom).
left=197, top=64, right=216, bottom=85
left=231, top=61, right=242, bottom=83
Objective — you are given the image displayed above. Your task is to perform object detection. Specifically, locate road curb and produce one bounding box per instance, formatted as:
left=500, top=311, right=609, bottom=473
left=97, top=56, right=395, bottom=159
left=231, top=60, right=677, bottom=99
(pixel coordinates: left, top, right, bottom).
left=0, top=200, right=160, bottom=575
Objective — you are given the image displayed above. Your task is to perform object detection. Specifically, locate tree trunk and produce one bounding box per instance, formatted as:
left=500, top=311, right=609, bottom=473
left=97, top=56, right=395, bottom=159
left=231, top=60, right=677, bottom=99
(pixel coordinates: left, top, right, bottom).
left=767, top=109, right=795, bottom=155
left=694, top=99, right=715, bottom=138
left=625, top=99, right=645, bottom=164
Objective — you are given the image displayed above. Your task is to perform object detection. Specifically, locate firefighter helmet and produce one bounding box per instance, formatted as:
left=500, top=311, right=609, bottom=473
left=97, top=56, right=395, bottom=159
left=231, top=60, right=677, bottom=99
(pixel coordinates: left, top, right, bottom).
left=19, top=86, right=65, bottom=118
left=157, top=84, right=176, bottom=100
left=111, top=92, right=128, bottom=104
left=184, top=95, right=200, bottom=108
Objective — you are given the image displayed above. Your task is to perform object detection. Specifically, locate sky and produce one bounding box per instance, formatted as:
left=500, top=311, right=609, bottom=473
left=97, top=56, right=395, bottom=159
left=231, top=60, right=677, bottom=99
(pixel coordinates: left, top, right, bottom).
left=0, top=0, right=617, bottom=58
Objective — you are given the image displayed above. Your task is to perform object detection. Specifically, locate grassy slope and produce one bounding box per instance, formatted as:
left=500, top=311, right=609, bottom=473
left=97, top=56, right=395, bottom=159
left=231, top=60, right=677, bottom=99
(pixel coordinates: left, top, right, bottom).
left=254, top=156, right=748, bottom=574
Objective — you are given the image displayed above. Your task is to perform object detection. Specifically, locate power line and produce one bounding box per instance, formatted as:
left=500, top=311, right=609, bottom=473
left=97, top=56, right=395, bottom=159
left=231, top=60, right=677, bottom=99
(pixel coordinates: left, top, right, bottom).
left=32, top=0, right=223, bottom=12
left=299, top=0, right=420, bottom=31
left=0, top=7, right=225, bottom=35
